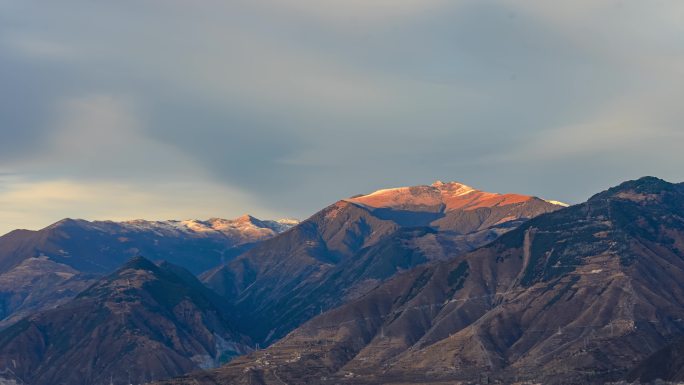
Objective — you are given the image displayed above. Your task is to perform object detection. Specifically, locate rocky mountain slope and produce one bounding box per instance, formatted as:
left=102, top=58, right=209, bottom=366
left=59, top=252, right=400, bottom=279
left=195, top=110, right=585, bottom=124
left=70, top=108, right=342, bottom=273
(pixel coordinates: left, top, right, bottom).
left=0, top=257, right=251, bottom=385
left=0, top=257, right=98, bottom=328
left=203, top=181, right=563, bottom=345
left=164, top=177, right=684, bottom=385
left=0, top=215, right=295, bottom=329
left=627, top=336, right=684, bottom=382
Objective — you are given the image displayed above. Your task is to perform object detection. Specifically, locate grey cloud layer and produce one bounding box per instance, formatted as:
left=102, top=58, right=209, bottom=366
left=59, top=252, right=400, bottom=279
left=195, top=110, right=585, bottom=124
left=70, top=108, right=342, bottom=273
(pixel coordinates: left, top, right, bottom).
left=1, top=0, right=682, bottom=231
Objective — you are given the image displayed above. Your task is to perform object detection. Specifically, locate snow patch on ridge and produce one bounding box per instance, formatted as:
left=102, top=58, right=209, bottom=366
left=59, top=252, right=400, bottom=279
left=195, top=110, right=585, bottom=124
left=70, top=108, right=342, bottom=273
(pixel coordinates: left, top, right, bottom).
left=115, top=215, right=298, bottom=236
left=432, top=181, right=477, bottom=196
left=544, top=200, right=570, bottom=207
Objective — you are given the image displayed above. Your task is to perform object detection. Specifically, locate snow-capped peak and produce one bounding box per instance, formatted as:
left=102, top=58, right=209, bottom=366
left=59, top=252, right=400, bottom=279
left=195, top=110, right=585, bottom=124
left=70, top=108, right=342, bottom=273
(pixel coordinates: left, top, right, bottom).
left=46, top=215, right=298, bottom=245
left=275, top=218, right=300, bottom=227
left=346, top=180, right=558, bottom=212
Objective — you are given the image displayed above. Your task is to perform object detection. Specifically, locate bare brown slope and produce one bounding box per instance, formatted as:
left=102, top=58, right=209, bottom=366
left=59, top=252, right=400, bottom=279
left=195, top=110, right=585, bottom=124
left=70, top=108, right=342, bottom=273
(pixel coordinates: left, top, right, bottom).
left=627, top=336, right=684, bottom=383
left=163, top=177, right=684, bottom=385
left=0, top=257, right=97, bottom=328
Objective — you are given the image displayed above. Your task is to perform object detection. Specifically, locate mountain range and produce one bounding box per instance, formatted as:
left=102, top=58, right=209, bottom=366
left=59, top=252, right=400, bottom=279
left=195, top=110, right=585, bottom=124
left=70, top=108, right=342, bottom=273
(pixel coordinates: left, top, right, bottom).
left=158, top=177, right=684, bottom=384
left=0, top=215, right=297, bottom=274
left=2, top=177, right=684, bottom=385
left=0, top=215, right=295, bottom=328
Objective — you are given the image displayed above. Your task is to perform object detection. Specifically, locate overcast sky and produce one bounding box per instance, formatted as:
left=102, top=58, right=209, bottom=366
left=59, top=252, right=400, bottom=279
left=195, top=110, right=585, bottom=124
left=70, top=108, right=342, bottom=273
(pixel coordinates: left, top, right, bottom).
left=1, top=0, right=683, bottom=234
